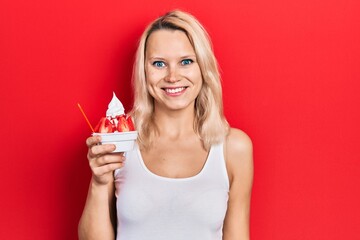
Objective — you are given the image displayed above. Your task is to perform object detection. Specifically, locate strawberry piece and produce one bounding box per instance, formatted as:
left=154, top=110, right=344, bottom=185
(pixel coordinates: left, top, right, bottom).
left=94, top=117, right=115, bottom=133
left=94, top=118, right=104, bottom=132
left=126, top=115, right=135, bottom=131
left=116, top=115, right=134, bottom=132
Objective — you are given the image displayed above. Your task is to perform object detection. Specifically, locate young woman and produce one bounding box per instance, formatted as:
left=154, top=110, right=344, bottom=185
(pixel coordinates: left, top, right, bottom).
left=79, top=10, right=253, bottom=240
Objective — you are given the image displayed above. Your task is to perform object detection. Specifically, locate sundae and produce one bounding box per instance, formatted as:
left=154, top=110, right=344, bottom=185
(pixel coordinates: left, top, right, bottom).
left=94, top=92, right=135, bottom=133
left=92, top=92, right=137, bottom=152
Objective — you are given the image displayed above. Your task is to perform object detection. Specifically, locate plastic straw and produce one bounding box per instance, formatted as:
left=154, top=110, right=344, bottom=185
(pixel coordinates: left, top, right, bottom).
left=77, top=103, right=95, bottom=132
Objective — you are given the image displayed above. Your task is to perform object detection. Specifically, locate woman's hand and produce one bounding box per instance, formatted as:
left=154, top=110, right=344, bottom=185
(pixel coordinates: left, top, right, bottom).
left=79, top=136, right=120, bottom=240
left=86, top=135, right=125, bottom=186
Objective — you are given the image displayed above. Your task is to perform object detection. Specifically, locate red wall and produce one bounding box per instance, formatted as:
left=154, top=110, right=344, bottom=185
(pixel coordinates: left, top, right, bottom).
left=1, top=0, right=359, bottom=239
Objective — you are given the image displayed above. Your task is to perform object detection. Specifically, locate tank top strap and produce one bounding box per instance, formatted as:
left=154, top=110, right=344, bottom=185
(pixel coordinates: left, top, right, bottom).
left=203, top=143, right=230, bottom=190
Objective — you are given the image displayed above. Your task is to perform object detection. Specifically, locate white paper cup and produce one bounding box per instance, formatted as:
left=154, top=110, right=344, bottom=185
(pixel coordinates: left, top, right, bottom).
left=92, top=131, right=138, bottom=152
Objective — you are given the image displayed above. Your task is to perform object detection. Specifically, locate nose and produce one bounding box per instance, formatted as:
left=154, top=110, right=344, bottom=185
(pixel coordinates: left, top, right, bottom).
left=165, top=66, right=180, bottom=83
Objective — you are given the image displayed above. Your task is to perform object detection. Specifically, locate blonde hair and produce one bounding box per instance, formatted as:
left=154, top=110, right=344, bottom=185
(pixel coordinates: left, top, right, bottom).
left=131, top=10, right=229, bottom=150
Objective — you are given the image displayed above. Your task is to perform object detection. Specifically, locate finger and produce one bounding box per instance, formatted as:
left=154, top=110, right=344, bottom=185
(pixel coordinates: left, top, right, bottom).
left=94, top=154, right=126, bottom=167
left=111, top=152, right=125, bottom=157
left=92, top=162, right=125, bottom=176
left=86, top=136, right=102, bottom=147
left=89, top=144, right=116, bottom=157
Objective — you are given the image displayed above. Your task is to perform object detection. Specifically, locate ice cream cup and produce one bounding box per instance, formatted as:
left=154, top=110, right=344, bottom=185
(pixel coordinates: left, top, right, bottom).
left=92, top=131, right=138, bottom=152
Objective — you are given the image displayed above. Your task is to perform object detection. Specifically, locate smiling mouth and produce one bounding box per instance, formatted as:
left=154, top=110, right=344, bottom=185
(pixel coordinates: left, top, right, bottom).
left=162, top=87, right=187, bottom=94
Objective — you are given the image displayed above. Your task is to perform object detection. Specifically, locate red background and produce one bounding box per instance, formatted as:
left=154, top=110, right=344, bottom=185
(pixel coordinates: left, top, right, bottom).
left=1, top=0, right=359, bottom=239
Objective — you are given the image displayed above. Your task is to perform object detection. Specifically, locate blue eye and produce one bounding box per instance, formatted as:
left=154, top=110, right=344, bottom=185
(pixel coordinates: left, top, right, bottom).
left=153, top=61, right=165, bottom=68
left=181, top=59, right=193, bottom=65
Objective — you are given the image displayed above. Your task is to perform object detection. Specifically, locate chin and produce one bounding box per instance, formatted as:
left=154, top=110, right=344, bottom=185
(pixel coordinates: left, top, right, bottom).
left=161, top=100, right=195, bottom=111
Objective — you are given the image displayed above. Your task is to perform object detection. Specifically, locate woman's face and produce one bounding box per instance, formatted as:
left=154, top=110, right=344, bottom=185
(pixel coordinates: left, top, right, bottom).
left=145, top=29, right=203, bottom=113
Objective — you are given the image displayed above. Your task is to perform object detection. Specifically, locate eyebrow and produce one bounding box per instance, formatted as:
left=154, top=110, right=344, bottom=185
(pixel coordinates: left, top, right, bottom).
left=148, top=55, right=197, bottom=60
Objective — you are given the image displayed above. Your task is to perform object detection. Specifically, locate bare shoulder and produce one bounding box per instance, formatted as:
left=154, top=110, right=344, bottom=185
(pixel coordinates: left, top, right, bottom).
left=226, top=128, right=253, bottom=160
left=225, top=128, right=253, bottom=184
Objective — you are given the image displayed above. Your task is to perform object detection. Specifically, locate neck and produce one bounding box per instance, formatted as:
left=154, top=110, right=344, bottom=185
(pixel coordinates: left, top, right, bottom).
left=153, top=104, right=196, bottom=139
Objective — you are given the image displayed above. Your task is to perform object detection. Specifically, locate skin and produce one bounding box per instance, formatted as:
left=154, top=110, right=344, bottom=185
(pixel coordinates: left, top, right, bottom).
left=145, top=30, right=203, bottom=114
left=78, top=29, right=253, bottom=240
left=142, top=30, right=208, bottom=178
left=222, top=129, right=253, bottom=240
left=78, top=141, right=121, bottom=240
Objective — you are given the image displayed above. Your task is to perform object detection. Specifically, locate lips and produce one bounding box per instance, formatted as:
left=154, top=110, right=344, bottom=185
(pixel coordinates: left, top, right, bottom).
left=162, top=86, right=188, bottom=95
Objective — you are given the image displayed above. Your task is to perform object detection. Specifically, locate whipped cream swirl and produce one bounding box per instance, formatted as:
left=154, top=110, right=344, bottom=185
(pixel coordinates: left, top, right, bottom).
left=106, top=92, right=125, bottom=117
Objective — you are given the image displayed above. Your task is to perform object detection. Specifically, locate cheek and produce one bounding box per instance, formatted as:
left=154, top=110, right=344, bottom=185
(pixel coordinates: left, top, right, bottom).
left=186, top=67, right=203, bottom=85
left=145, top=68, right=165, bottom=85
left=145, top=82, right=157, bottom=100
left=145, top=69, right=159, bottom=96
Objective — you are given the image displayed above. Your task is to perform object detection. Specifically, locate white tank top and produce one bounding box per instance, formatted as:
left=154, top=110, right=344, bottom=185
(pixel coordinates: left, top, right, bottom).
left=114, top=143, right=229, bottom=240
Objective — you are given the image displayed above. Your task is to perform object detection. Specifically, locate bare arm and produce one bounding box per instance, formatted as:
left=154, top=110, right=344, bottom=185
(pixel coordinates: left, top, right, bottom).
left=78, top=136, right=125, bottom=240
left=223, top=128, right=254, bottom=240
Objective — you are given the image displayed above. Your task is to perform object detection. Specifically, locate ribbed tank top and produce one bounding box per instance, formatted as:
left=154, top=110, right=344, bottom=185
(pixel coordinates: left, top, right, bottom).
left=114, top=143, right=229, bottom=240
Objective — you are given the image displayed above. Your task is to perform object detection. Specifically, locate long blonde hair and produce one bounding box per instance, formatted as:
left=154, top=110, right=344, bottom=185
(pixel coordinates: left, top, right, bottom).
left=131, top=10, right=229, bottom=150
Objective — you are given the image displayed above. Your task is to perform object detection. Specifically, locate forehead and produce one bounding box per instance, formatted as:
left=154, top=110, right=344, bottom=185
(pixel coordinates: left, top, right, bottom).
left=145, top=29, right=195, bottom=58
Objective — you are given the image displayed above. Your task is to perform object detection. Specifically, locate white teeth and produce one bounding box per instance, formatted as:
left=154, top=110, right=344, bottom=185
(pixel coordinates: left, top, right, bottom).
left=165, top=87, right=185, bottom=93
